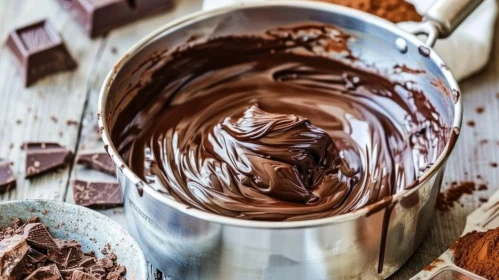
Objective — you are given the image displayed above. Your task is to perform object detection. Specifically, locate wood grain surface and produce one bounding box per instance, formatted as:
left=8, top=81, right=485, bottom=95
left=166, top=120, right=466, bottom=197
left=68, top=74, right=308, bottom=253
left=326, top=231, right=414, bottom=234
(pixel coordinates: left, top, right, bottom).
left=0, top=1, right=497, bottom=279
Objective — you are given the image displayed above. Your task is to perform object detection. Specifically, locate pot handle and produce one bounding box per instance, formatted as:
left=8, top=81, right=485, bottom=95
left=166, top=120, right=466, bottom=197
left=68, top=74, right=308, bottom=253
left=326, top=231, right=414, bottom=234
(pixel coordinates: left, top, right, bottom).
left=405, top=0, right=484, bottom=47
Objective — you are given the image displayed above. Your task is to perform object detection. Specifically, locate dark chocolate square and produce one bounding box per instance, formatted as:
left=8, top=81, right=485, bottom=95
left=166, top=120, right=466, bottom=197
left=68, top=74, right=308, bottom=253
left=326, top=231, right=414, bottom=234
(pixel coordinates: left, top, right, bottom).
left=5, top=20, right=77, bottom=87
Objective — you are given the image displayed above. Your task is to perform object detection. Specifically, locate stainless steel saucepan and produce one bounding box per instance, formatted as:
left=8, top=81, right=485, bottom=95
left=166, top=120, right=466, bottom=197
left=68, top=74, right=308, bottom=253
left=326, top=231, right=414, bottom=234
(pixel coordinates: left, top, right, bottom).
left=98, top=0, right=479, bottom=278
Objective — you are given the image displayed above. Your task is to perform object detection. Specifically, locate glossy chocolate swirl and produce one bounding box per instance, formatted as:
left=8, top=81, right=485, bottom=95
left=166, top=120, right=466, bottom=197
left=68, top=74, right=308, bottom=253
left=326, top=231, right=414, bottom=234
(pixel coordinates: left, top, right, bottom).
left=113, top=25, right=447, bottom=221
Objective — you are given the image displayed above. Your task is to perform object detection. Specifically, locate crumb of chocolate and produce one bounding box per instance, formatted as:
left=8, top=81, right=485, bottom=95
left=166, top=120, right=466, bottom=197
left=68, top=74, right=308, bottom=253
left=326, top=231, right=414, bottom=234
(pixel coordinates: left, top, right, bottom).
left=41, top=209, right=48, bottom=215
left=437, top=181, right=477, bottom=212
left=319, top=0, right=421, bottom=23
left=480, top=139, right=489, bottom=145
left=50, top=116, right=58, bottom=123
left=491, top=162, right=498, bottom=168
left=466, top=120, right=476, bottom=127
left=478, top=184, right=488, bottom=191
left=66, top=119, right=78, bottom=126
left=59, top=131, right=63, bottom=137
left=9, top=143, right=14, bottom=150
left=16, top=119, right=22, bottom=125
left=423, top=258, right=444, bottom=271
left=452, top=228, right=499, bottom=280
left=479, top=197, right=488, bottom=203
left=476, top=106, right=485, bottom=114
left=110, top=46, right=118, bottom=54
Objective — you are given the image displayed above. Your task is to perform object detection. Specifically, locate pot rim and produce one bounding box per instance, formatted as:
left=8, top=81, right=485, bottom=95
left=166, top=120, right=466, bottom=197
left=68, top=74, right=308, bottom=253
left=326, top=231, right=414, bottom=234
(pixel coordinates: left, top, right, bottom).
left=98, top=0, right=463, bottom=229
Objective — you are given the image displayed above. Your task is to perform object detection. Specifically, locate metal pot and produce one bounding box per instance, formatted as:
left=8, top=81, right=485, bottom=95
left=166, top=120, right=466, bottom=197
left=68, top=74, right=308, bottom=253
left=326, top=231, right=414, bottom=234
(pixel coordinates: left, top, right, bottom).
left=98, top=1, right=478, bottom=278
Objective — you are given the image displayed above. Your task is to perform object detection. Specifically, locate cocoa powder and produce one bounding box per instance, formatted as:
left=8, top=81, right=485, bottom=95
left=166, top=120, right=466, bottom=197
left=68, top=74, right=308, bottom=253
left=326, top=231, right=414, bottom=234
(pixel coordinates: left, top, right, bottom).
left=452, top=229, right=499, bottom=279
left=317, top=0, right=422, bottom=23
left=437, top=181, right=487, bottom=212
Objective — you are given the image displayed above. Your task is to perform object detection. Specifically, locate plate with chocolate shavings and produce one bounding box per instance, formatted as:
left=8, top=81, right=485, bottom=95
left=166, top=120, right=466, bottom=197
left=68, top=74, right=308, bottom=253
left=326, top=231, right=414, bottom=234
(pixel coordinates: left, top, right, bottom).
left=0, top=200, right=146, bottom=280
left=412, top=190, right=499, bottom=280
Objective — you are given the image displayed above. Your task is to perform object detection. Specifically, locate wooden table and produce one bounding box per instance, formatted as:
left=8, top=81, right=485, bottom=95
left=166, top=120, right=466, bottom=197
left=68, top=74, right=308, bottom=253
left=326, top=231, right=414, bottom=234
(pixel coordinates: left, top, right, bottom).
left=0, top=1, right=497, bottom=279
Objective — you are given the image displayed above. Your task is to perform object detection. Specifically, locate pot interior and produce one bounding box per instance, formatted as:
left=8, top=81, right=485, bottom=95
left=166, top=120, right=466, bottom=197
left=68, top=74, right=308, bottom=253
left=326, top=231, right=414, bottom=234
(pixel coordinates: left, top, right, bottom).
left=102, top=3, right=458, bottom=217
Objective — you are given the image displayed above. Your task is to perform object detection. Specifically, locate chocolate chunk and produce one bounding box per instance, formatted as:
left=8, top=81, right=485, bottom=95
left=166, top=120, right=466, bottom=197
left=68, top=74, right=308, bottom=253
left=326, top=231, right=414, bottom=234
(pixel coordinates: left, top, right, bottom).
left=105, top=264, right=126, bottom=279
left=0, top=161, right=16, bottom=194
left=72, top=180, right=123, bottom=209
left=0, top=235, right=29, bottom=279
left=69, top=0, right=173, bottom=38
left=25, top=263, right=62, bottom=280
left=23, top=142, right=73, bottom=179
left=47, top=239, right=83, bottom=269
left=71, top=270, right=99, bottom=280
left=87, top=265, right=105, bottom=277
left=76, top=153, right=116, bottom=176
left=78, top=256, right=97, bottom=268
left=23, top=247, right=48, bottom=275
left=23, top=223, right=60, bottom=250
left=5, top=20, right=77, bottom=87
left=60, top=267, right=84, bottom=278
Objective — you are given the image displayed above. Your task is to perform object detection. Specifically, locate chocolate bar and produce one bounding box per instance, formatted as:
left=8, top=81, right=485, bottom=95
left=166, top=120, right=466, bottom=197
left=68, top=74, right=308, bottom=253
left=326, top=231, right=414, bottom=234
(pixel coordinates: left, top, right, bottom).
left=76, top=152, right=116, bottom=176
left=0, top=161, right=16, bottom=194
left=71, top=0, right=173, bottom=38
left=72, top=180, right=123, bottom=209
left=23, top=142, right=73, bottom=179
left=5, top=20, right=77, bottom=87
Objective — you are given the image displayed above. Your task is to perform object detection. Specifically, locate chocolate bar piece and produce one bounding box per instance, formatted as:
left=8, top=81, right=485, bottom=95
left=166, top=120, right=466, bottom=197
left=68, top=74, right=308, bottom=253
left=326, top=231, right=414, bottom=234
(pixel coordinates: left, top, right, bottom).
left=23, top=223, right=60, bottom=250
left=0, top=235, right=29, bottom=279
left=23, top=142, right=73, bottom=179
left=76, top=153, right=116, bottom=176
left=71, top=270, right=99, bottom=280
left=47, top=239, right=84, bottom=269
left=0, top=161, right=16, bottom=194
left=23, top=247, right=48, bottom=275
left=72, top=0, right=173, bottom=38
left=5, top=20, right=77, bottom=87
left=72, top=180, right=123, bottom=209
left=24, top=263, right=62, bottom=280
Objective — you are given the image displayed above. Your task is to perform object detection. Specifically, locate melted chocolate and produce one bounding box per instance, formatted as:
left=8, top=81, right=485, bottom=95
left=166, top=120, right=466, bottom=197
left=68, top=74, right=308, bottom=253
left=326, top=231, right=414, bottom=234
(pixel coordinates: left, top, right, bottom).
left=112, top=25, right=447, bottom=221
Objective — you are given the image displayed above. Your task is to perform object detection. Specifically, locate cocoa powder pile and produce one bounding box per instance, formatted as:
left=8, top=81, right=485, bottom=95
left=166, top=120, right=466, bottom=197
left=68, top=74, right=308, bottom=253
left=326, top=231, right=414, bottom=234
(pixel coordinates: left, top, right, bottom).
left=317, top=0, right=422, bottom=23
left=452, top=228, right=499, bottom=280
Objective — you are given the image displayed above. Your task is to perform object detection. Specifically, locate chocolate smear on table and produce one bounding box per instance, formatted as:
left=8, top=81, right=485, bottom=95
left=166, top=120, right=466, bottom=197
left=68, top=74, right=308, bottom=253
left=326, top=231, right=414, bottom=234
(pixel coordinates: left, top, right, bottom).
left=76, top=153, right=116, bottom=176
left=437, top=181, right=484, bottom=212
left=5, top=19, right=77, bottom=87
left=72, top=180, right=123, bottom=209
left=0, top=160, right=16, bottom=194
left=63, top=0, right=173, bottom=38
left=0, top=217, right=127, bottom=280
left=22, top=142, right=73, bottom=179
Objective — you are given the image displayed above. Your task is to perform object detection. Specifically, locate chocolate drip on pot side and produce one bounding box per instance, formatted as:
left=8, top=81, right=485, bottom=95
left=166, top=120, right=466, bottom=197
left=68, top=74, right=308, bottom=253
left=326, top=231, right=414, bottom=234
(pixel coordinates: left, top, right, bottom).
left=113, top=25, right=448, bottom=221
